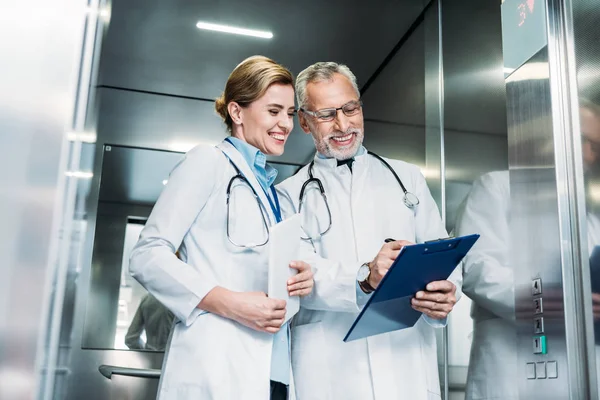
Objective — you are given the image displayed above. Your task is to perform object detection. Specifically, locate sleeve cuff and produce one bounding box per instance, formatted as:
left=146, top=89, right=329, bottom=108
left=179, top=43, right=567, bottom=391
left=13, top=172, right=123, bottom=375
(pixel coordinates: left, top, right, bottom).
left=423, top=314, right=448, bottom=328
left=355, top=280, right=373, bottom=307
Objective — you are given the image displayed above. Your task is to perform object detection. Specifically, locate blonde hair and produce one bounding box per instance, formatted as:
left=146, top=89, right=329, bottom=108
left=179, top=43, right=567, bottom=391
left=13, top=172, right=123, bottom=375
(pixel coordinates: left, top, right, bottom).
left=215, top=55, right=294, bottom=133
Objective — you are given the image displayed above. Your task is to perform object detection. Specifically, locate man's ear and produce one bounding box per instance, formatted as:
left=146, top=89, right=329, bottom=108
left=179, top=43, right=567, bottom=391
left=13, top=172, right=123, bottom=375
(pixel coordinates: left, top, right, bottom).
left=228, top=102, right=243, bottom=125
left=298, top=111, right=312, bottom=134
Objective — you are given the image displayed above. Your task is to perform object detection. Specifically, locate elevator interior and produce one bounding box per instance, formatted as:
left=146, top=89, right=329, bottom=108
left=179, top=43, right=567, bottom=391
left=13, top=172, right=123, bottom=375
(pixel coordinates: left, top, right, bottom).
left=3, top=0, right=600, bottom=399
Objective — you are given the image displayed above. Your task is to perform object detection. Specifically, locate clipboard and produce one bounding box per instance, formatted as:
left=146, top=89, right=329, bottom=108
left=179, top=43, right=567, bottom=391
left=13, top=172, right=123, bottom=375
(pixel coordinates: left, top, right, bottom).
left=344, top=234, right=480, bottom=342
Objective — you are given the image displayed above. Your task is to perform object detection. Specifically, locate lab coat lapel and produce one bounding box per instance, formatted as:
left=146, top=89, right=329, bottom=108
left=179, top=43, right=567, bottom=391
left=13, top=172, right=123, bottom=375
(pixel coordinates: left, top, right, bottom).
left=217, top=140, right=277, bottom=227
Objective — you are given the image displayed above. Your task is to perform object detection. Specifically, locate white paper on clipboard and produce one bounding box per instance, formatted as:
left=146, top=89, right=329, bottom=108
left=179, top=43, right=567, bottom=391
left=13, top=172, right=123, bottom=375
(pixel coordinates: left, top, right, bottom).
left=268, top=214, right=301, bottom=324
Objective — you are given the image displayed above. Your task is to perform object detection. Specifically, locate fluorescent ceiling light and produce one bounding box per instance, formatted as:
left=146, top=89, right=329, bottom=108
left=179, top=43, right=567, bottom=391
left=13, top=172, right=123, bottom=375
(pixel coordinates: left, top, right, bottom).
left=66, top=131, right=97, bottom=143
left=65, top=171, right=93, bottom=179
left=196, top=21, right=273, bottom=39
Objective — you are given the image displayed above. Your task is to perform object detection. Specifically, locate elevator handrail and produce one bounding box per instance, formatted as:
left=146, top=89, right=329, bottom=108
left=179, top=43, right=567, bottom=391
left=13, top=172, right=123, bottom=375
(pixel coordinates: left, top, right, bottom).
left=98, top=365, right=161, bottom=380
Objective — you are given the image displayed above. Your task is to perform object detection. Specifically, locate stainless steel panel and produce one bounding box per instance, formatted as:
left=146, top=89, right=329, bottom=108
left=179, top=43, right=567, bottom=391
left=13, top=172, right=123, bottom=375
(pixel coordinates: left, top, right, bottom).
left=0, top=1, right=87, bottom=399
left=98, top=0, right=427, bottom=99
left=567, top=0, right=600, bottom=396
left=362, top=22, right=426, bottom=127
left=95, top=87, right=316, bottom=165
left=439, top=1, right=509, bottom=399
left=507, top=50, right=571, bottom=399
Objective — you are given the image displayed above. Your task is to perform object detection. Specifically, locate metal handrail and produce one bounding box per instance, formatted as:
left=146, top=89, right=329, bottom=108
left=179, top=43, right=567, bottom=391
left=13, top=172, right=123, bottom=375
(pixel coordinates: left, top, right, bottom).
left=98, top=365, right=161, bottom=380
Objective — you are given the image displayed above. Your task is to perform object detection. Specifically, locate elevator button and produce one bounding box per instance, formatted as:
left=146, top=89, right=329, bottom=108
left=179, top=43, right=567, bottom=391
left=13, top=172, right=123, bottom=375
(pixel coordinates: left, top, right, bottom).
left=526, top=362, right=536, bottom=379
left=547, top=361, right=558, bottom=379
left=536, top=362, right=546, bottom=379
left=533, top=336, right=547, bottom=354
left=532, top=278, right=542, bottom=295
left=534, top=298, right=543, bottom=314
left=534, top=317, right=544, bottom=334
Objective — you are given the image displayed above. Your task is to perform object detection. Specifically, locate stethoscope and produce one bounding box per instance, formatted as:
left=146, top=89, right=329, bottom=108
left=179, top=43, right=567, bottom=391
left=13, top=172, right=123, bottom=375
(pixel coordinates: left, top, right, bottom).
left=224, top=158, right=281, bottom=249
left=298, top=151, right=420, bottom=240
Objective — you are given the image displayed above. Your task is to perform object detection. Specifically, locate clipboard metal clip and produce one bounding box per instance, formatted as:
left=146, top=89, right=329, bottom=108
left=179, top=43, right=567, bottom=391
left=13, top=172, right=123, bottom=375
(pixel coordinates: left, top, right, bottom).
left=425, top=236, right=454, bottom=244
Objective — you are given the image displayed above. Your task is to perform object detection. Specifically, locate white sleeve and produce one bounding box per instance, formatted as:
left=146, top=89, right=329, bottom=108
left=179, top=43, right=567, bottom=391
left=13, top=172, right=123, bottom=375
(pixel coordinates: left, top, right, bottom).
left=129, top=146, right=221, bottom=327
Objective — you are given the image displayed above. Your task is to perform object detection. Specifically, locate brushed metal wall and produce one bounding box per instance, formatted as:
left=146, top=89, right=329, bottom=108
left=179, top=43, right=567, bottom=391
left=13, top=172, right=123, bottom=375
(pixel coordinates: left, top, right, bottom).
left=0, top=1, right=88, bottom=399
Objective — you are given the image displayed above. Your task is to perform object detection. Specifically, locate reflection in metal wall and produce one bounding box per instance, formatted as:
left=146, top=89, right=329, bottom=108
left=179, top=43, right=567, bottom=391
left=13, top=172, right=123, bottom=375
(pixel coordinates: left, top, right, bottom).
left=439, top=0, right=509, bottom=399
left=571, top=0, right=600, bottom=396
left=0, top=2, right=88, bottom=399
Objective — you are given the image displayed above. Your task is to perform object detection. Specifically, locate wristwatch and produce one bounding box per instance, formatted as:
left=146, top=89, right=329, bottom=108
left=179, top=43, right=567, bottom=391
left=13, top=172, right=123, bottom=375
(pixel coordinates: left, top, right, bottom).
left=357, top=262, right=375, bottom=294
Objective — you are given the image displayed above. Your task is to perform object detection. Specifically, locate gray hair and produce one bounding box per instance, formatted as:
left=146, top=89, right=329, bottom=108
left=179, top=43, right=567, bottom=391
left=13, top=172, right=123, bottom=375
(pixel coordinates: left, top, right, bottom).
left=295, top=62, right=360, bottom=109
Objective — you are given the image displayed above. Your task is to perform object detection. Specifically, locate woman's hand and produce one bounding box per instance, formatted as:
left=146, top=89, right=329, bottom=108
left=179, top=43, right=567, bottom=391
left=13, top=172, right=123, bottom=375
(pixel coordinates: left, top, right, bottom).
left=287, top=261, right=314, bottom=297
left=229, top=291, right=287, bottom=333
left=199, top=288, right=286, bottom=334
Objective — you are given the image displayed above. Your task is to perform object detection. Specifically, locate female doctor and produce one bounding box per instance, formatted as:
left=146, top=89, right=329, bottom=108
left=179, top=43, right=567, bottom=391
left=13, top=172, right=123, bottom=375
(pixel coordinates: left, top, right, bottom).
left=129, top=55, right=314, bottom=400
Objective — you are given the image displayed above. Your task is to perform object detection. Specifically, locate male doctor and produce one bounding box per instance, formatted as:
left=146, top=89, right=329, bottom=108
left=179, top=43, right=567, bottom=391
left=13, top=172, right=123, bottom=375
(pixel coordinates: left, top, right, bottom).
left=277, top=62, right=461, bottom=400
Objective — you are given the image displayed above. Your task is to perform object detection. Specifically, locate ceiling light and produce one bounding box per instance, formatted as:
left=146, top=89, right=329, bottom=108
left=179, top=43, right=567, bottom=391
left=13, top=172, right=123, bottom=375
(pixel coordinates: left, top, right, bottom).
left=65, top=171, right=93, bottom=179
left=196, top=21, right=273, bottom=39
left=66, top=131, right=97, bottom=143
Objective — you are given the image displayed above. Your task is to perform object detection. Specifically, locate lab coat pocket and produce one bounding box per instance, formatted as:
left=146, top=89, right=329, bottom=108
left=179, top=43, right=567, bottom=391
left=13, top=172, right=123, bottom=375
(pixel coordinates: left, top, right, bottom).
left=290, top=322, right=331, bottom=400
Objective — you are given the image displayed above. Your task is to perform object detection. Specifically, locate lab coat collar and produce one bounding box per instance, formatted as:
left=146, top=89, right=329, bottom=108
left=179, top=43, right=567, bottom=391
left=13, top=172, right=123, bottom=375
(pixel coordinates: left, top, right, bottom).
left=216, top=139, right=276, bottom=227
left=313, top=145, right=368, bottom=171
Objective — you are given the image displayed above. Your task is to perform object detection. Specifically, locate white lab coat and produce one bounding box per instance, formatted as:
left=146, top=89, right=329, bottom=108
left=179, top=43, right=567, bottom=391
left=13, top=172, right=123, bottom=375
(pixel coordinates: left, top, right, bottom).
left=453, top=171, right=517, bottom=400
left=455, top=171, right=600, bottom=399
left=129, top=140, right=283, bottom=400
left=276, top=150, right=460, bottom=400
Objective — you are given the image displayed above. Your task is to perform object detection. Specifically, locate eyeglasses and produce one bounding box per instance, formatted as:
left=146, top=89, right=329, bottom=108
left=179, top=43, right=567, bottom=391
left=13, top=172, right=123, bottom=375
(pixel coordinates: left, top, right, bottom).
left=300, top=100, right=363, bottom=122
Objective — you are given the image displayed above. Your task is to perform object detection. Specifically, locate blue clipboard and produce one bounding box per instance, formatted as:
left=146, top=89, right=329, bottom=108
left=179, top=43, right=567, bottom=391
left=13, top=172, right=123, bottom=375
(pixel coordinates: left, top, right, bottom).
left=344, top=234, right=480, bottom=342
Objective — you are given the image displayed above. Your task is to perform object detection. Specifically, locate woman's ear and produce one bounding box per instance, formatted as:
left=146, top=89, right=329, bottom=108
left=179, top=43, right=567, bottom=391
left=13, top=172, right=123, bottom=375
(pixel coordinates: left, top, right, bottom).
left=228, top=102, right=243, bottom=125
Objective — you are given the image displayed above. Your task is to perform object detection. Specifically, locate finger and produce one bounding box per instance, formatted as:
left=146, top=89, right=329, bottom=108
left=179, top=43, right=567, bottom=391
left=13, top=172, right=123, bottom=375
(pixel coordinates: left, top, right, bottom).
left=269, top=309, right=286, bottom=320
left=290, top=288, right=313, bottom=297
left=287, top=271, right=314, bottom=286
left=265, top=326, right=281, bottom=334
left=386, top=240, right=414, bottom=250
left=288, top=281, right=311, bottom=292
left=426, top=280, right=455, bottom=293
left=412, top=298, right=454, bottom=313
left=414, top=291, right=451, bottom=303
left=387, top=249, right=402, bottom=261
left=412, top=305, right=448, bottom=319
left=592, top=293, right=600, bottom=302
left=289, top=261, right=310, bottom=272
left=270, top=299, right=287, bottom=310
left=265, top=318, right=285, bottom=328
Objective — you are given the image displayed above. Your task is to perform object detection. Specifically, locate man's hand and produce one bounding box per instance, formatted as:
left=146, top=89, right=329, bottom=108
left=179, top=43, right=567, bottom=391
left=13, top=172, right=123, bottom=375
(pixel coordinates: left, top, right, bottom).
left=368, top=240, right=413, bottom=289
left=287, top=261, right=314, bottom=297
left=411, top=280, right=457, bottom=320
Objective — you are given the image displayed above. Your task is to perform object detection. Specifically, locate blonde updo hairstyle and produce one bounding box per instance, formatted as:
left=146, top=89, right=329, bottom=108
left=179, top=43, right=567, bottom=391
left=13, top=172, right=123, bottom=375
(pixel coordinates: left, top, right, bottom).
left=215, top=55, right=294, bottom=133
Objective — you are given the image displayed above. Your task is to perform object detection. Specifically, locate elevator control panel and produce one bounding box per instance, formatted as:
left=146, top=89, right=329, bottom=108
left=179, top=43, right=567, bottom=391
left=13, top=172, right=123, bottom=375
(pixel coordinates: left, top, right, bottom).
left=526, top=277, right=557, bottom=379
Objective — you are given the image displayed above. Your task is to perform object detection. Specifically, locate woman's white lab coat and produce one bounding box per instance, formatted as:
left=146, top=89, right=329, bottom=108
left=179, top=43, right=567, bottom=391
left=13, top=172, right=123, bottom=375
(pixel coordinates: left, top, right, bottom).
left=276, top=150, right=460, bottom=400
left=129, top=140, right=281, bottom=400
